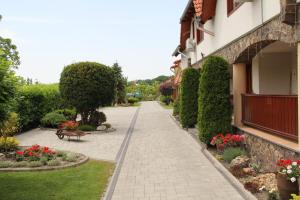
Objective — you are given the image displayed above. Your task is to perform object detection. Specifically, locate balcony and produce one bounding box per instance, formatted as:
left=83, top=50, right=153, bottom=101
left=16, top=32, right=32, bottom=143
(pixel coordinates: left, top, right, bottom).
left=242, top=94, right=298, bottom=141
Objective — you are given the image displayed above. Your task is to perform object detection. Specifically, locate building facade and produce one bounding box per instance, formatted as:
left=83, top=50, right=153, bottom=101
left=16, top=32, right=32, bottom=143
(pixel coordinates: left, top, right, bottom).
left=173, top=0, right=300, bottom=170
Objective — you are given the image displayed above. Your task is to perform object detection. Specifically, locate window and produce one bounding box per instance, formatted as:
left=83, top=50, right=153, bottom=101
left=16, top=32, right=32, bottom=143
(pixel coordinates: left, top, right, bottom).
left=227, top=0, right=243, bottom=16
left=196, top=24, right=204, bottom=44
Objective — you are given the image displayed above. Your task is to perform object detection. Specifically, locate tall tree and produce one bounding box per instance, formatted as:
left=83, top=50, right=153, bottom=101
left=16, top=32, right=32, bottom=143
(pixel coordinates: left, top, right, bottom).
left=0, top=49, right=18, bottom=126
left=112, top=62, right=126, bottom=104
left=0, top=37, right=20, bottom=67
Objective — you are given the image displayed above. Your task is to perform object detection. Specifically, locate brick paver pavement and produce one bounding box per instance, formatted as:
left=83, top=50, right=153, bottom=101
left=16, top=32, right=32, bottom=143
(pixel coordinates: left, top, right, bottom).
left=17, top=106, right=137, bottom=161
left=111, top=101, right=244, bottom=200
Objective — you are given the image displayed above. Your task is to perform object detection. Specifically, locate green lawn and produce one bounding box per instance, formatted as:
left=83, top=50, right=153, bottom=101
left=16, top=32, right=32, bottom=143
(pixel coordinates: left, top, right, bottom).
left=159, top=101, right=173, bottom=109
left=0, top=160, right=114, bottom=200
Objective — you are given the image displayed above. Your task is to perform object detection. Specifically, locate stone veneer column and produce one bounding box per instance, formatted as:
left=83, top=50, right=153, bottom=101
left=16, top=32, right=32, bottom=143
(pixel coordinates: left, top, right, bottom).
left=297, top=43, right=300, bottom=148
left=233, top=63, right=247, bottom=127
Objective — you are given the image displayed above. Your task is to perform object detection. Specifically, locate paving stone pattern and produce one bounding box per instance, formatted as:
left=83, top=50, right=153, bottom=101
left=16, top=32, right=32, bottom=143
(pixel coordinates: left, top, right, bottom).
left=111, top=102, right=244, bottom=200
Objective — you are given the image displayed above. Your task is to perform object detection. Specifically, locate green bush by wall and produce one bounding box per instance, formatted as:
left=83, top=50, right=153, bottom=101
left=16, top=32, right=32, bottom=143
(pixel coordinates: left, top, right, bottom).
left=172, top=97, right=180, bottom=116
left=198, top=56, right=232, bottom=144
left=16, top=84, right=64, bottom=131
left=180, top=68, right=200, bottom=128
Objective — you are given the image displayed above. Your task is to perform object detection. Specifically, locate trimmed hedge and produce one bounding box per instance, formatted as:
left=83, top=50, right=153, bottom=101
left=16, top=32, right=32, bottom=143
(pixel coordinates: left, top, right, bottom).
left=180, top=68, right=200, bottom=128
left=16, top=84, right=65, bottom=131
left=172, top=97, right=180, bottom=116
left=198, top=56, right=232, bottom=144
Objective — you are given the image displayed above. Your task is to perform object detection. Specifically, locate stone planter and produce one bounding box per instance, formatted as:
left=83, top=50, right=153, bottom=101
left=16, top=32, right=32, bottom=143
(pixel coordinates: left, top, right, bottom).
left=277, top=173, right=299, bottom=200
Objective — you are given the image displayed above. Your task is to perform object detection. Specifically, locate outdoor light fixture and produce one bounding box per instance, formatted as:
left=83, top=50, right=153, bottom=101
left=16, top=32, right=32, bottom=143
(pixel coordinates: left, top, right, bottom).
left=172, top=45, right=188, bottom=58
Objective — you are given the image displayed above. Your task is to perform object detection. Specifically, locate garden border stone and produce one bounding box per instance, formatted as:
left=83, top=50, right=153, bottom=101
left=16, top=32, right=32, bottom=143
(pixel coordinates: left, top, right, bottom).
left=0, top=152, right=89, bottom=172
left=170, top=114, right=257, bottom=200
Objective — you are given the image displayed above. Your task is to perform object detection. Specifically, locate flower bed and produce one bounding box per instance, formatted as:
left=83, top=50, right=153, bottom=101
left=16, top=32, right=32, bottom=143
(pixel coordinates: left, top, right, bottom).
left=0, top=144, right=87, bottom=171
left=208, top=133, right=279, bottom=200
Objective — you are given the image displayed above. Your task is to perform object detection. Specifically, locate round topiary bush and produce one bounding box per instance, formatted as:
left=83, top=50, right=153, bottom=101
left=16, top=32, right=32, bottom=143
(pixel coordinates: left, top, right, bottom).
left=198, top=56, right=232, bottom=144
left=180, top=67, right=200, bottom=128
left=59, top=62, right=115, bottom=125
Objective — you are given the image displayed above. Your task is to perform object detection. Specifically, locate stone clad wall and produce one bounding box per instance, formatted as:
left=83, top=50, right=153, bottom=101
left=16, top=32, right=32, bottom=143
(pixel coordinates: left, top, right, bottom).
left=241, top=131, right=300, bottom=172
left=193, top=0, right=300, bottom=67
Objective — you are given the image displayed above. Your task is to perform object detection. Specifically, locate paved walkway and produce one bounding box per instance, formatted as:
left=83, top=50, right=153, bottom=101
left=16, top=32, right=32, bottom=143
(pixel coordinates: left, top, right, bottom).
left=111, top=102, right=244, bottom=200
left=17, top=106, right=137, bottom=161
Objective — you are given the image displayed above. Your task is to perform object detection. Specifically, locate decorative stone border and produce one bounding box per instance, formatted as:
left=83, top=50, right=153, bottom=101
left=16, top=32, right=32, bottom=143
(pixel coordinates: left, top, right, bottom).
left=0, top=153, right=89, bottom=172
left=169, top=115, right=257, bottom=200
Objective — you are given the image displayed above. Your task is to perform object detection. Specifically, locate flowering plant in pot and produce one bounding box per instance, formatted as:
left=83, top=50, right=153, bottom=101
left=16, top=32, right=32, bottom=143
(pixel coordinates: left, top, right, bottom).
left=276, top=159, right=300, bottom=200
left=59, top=121, right=79, bottom=131
left=210, top=133, right=244, bottom=152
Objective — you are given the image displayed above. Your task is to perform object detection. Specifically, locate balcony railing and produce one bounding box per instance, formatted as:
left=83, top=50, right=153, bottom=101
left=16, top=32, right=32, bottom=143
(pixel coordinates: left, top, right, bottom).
left=242, top=94, right=298, bottom=141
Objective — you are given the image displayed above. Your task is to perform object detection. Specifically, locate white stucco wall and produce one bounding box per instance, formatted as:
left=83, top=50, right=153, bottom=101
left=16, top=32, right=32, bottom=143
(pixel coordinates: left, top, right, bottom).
left=251, top=51, right=297, bottom=95
left=189, top=0, right=281, bottom=65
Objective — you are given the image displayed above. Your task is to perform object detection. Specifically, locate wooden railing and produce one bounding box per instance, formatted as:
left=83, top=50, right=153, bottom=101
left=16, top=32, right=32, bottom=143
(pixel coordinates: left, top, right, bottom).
left=242, top=94, right=298, bottom=141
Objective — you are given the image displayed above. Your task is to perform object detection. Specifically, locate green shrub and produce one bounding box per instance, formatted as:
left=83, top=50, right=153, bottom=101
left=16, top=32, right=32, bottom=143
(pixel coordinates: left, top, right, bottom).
left=160, top=95, right=172, bottom=105
left=16, top=84, right=65, bottom=131
left=0, top=112, right=20, bottom=137
left=56, top=151, right=67, bottom=157
left=89, top=111, right=106, bottom=126
left=0, top=137, right=19, bottom=152
left=12, top=161, right=28, bottom=168
left=64, top=153, right=78, bottom=162
left=28, top=161, right=43, bottom=168
left=41, top=112, right=67, bottom=128
left=198, top=56, right=232, bottom=144
left=127, top=97, right=138, bottom=105
left=222, top=147, right=245, bottom=163
left=173, top=98, right=180, bottom=116
left=78, top=125, right=97, bottom=131
left=0, top=161, right=14, bottom=168
left=0, top=52, right=18, bottom=127
left=47, top=159, right=60, bottom=166
left=53, top=109, right=76, bottom=120
left=40, top=157, right=48, bottom=165
left=180, top=68, right=200, bottom=128
left=60, top=62, right=115, bottom=125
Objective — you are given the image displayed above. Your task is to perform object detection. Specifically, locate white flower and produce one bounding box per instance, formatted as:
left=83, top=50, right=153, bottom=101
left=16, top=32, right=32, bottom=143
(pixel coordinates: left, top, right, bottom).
left=292, top=162, right=298, bottom=166
left=282, top=169, right=287, bottom=173
left=269, top=189, right=275, bottom=193
left=291, top=177, right=297, bottom=182
left=287, top=165, right=292, bottom=170
left=287, top=169, right=293, bottom=174
left=259, top=186, right=266, bottom=191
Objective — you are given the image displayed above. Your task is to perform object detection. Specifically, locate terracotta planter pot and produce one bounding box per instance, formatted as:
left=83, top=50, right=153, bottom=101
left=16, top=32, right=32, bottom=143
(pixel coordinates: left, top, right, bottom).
left=277, top=173, right=299, bottom=200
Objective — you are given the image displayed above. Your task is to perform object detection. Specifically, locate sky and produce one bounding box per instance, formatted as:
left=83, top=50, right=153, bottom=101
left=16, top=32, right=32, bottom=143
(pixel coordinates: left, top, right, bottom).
left=0, top=0, right=187, bottom=83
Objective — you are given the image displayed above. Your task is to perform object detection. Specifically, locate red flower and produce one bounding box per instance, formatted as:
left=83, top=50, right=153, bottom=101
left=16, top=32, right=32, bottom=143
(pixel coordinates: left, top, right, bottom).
left=16, top=151, right=24, bottom=156
left=277, top=159, right=292, bottom=167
